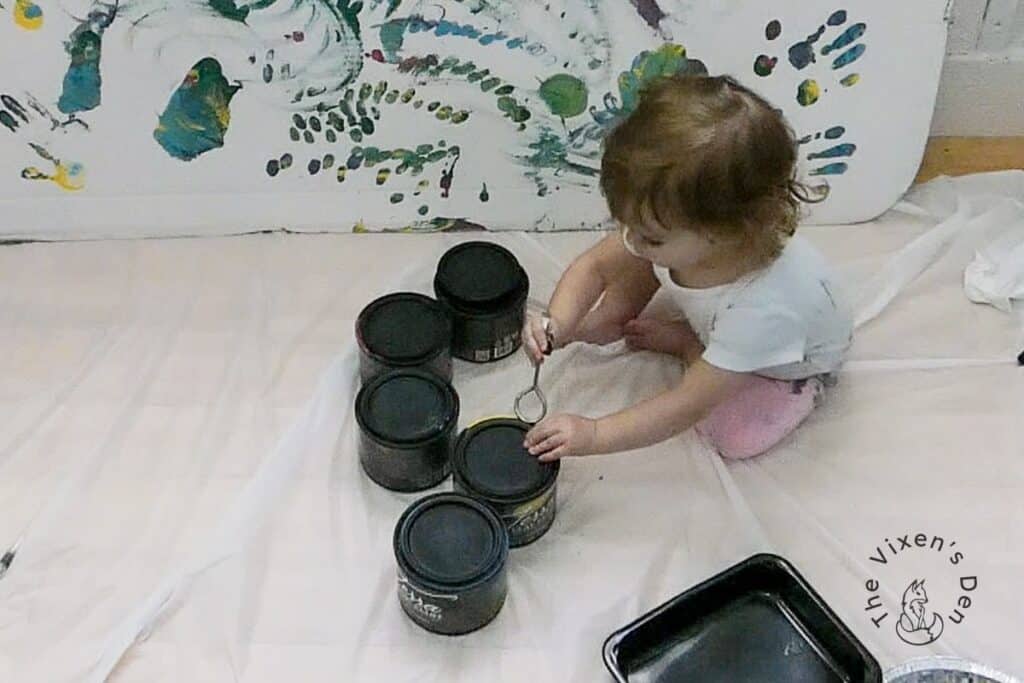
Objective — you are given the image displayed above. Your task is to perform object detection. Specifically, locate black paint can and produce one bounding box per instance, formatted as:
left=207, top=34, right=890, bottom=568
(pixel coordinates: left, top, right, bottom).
left=356, top=292, right=453, bottom=384
left=433, top=242, right=529, bottom=363
left=394, top=492, right=510, bottom=635
left=355, top=369, right=459, bottom=492
left=453, top=418, right=559, bottom=548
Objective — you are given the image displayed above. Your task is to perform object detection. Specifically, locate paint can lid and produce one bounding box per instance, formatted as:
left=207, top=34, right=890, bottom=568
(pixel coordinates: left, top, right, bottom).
left=356, top=293, right=452, bottom=364
left=434, top=242, right=528, bottom=311
left=454, top=418, right=559, bottom=503
left=356, top=370, right=458, bottom=446
left=395, top=493, right=508, bottom=587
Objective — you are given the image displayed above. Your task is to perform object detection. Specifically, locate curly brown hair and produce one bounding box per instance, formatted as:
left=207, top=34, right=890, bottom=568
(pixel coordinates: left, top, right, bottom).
left=600, top=74, right=824, bottom=265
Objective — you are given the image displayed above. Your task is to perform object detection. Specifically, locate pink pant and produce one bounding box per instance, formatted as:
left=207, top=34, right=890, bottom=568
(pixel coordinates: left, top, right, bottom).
left=695, top=375, right=824, bottom=460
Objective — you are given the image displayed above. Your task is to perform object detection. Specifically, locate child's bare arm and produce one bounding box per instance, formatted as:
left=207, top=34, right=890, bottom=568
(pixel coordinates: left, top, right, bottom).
left=524, top=234, right=658, bottom=361
left=524, top=360, right=750, bottom=460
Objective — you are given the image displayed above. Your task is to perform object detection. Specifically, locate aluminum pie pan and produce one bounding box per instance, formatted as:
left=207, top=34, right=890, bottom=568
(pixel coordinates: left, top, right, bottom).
left=885, top=657, right=1021, bottom=683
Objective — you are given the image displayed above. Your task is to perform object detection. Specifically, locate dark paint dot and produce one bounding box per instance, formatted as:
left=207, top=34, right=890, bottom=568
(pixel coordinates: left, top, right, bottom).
left=263, top=64, right=273, bottom=83
left=303, top=130, right=314, bottom=144
left=753, top=55, right=777, bottom=77
left=280, top=153, right=293, bottom=169
left=427, top=101, right=441, bottom=112
left=766, top=19, right=782, bottom=40
left=289, top=127, right=300, bottom=141
left=360, top=117, right=374, bottom=135
left=293, top=114, right=307, bottom=129
left=390, top=193, right=404, bottom=204
left=418, top=205, right=429, bottom=216
left=326, top=129, right=337, bottom=143
left=309, top=117, right=322, bottom=132
left=266, top=159, right=280, bottom=177
left=323, top=154, right=335, bottom=169
left=828, top=10, right=847, bottom=26
left=308, top=159, right=321, bottom=175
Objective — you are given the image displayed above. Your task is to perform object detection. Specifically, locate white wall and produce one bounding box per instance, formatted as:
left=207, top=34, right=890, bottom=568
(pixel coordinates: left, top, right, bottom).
left=933, top=0, right=1024, bottom=135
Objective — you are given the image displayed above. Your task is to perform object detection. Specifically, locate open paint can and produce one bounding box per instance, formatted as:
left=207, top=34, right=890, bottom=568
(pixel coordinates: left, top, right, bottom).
left=355, top=369, right=458, bottom=492
left=393, top=492, right=509, bottom=635
left=885, top=658, right=1020, bottom=683
left=355, top=292, right=453, bottom=384
left=433, top=242, right=529, bottom=363
left=453, top=417, right=559, bottom=547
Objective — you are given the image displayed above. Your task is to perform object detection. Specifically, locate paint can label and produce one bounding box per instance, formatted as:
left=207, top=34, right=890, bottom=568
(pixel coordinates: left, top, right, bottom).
left=397, top=571, right=458, bottom=625
left=507, top=486, right=556, bottom=546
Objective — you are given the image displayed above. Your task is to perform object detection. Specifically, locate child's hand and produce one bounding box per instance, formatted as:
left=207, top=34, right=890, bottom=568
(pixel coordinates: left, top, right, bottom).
left=522, top=314, right=556, bottom=365
left=524, top=414, right=598, bottom=461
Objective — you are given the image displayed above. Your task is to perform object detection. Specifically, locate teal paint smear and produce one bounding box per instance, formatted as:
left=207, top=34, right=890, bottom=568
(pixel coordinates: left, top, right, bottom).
left=807, top=143, right=856, bottom=160
left=821, top=23, right=865, bottom=55
left=338, top=0, right=363, bottom=39
left=57, top=6, right=117, bottom=115
left=154, top=58, right=241, bottom=161
left=831, top=43, right=866, bottom=69
left=58, top=38, right=102, bottom=114
left=208, top=0, right=247, bottom=22
left=825, top=126, right=845, bottom=139
left=809, top=162, right=848, bottom=176
left=377, top=15, right=535, bottom=60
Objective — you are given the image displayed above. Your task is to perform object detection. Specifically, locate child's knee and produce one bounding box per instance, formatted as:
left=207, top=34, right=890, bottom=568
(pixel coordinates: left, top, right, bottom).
left=698, top=424, right=770, bottom=460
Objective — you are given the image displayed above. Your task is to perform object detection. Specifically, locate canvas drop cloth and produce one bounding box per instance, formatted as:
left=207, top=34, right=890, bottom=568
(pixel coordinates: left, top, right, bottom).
left=0, top=172, right=1022, bottom=681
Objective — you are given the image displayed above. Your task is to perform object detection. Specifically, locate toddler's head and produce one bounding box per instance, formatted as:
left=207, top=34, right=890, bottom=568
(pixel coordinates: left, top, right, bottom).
left=601, top=74, right=820, bottom=270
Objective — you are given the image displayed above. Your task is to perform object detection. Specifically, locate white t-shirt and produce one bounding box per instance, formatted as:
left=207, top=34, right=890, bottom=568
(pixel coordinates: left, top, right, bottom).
left=651, top=235, right=853, bottom=380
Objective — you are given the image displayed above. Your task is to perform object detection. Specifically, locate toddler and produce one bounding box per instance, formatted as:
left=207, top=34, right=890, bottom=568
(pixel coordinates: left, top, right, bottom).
left=523, top=74, right=852, bottom=461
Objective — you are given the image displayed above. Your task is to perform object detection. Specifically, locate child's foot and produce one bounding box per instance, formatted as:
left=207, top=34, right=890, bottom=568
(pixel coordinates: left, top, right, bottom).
left=624, top=318, right=699, bottom=360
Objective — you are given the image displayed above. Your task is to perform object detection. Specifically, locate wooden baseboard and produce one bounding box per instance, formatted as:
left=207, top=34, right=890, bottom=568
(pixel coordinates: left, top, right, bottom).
left=915, top=136, right=1024, bottom=183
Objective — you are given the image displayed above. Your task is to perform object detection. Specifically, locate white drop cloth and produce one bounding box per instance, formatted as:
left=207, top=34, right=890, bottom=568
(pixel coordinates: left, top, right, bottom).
left=0, top=173, right=1022, bottom=681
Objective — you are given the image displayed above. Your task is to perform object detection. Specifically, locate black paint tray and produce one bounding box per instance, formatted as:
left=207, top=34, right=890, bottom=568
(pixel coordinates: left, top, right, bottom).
left=603, top=553, right=882, bottom=683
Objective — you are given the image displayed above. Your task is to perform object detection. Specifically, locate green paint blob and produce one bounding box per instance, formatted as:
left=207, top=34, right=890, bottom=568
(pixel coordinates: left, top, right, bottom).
left=495, top=84, right=515, bottom=96
left=418, top=205, right=429, bottom=216
left=389, top=192, right=404, bottom=203
left=539, top=73, right=588, bottom=118
left=480, top=77, right=501, bottom=92
left=451, top=110, right=470, bottom=124
left=797, top=79, right=820, bottom=106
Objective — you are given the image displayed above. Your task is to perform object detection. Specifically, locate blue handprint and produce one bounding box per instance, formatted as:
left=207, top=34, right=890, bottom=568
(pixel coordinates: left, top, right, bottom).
left=798, top=125, right=856, bottom=176
left=754, top=9, right=867, bottom=106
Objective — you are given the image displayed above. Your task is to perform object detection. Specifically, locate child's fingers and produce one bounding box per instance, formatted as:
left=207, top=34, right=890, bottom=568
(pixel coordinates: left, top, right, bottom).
left=527, top=434, right=563, bottom=456
left=524, top=422, right=556, bottom=447
left=538, top=445, right=568, bottom=462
